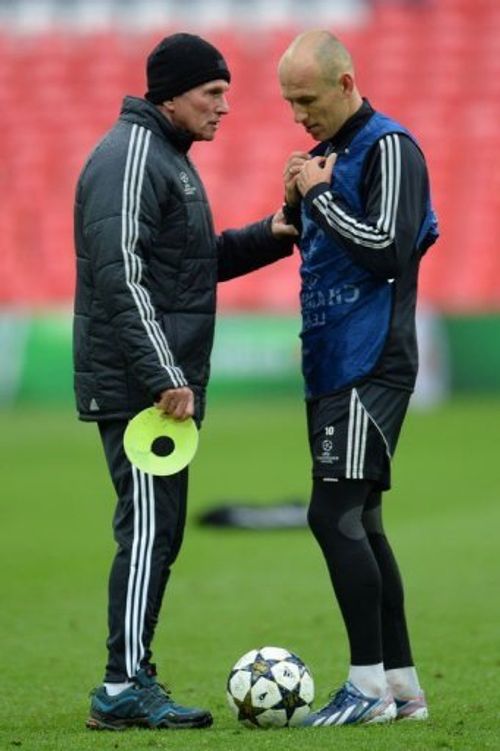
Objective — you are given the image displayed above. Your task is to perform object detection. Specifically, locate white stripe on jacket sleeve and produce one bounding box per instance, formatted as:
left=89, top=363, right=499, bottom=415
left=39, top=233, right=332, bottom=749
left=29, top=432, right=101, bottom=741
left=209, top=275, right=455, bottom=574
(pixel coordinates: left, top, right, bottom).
left=312, top=133, right=402, bottom=250
left=121, top=124, right=187, bottom=388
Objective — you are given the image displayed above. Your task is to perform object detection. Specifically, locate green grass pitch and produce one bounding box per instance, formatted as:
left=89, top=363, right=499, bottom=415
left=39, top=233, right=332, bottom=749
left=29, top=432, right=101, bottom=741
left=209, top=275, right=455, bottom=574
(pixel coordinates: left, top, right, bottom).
left=1, top=395, right=499, bottom=750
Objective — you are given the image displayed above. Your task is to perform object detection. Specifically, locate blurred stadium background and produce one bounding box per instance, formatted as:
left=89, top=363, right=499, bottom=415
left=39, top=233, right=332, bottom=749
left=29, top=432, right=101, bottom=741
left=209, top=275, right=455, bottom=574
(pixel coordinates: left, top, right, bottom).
left=0, top=0, right=499, bottom=407
left=1, top=5, right=500, bottom=747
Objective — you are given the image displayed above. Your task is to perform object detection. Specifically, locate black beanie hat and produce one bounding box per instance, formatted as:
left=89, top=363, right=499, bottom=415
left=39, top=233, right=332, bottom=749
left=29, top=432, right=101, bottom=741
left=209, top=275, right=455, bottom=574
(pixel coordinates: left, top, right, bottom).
left=145, top=33, right=231, bottom=104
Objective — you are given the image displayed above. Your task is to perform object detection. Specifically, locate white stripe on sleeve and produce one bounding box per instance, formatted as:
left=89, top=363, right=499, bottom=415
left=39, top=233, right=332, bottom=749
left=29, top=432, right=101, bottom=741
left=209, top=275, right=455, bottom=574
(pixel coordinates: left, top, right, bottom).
left=121, top=124, right=187, bottom=387
left=312, top=133, right=402, bottom=250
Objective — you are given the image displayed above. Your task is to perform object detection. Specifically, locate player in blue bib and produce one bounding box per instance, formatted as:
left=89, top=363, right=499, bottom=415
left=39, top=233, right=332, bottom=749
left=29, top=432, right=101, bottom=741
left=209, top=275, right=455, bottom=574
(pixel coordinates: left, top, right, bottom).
left=279, top=29, right=438, bottom=726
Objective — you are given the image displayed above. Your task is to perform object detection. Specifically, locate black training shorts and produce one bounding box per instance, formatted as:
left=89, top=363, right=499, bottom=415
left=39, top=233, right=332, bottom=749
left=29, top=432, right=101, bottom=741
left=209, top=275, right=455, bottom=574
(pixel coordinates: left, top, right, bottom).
left=306, top=382, right=411, bottom=490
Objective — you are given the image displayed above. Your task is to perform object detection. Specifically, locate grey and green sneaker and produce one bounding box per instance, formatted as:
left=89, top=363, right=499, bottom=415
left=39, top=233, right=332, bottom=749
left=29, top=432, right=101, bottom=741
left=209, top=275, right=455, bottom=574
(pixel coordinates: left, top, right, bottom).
left=86, top=665, right=213, bottom=730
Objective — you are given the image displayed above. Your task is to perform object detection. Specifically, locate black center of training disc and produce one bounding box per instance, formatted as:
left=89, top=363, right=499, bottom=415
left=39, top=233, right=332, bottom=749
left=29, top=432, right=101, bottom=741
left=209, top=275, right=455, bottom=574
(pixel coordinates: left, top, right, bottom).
left=151, top=436, right=175, bottom=457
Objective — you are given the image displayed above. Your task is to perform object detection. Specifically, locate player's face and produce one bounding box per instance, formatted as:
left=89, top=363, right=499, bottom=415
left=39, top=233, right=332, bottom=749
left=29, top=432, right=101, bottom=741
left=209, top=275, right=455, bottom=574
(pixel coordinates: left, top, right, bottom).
left=163, top=80, right=230, bottom=141
left=280, top=63, right=350, bottom=142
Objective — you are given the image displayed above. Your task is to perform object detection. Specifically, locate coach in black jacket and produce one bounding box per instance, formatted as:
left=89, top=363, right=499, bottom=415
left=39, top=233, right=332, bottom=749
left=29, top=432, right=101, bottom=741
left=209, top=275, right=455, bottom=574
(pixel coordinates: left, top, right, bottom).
left=73, top=34, right=296, bottom=731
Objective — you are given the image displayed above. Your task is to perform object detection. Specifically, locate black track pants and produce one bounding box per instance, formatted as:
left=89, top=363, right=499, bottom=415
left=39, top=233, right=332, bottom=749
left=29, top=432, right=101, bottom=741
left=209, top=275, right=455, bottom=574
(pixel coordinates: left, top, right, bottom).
left=98, top=420, right=188, bottom=682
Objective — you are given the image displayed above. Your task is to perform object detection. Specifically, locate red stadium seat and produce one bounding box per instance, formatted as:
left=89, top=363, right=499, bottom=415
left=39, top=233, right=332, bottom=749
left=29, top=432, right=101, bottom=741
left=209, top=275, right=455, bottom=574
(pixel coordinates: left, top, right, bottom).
left=0, top=1, right=499, bottom=310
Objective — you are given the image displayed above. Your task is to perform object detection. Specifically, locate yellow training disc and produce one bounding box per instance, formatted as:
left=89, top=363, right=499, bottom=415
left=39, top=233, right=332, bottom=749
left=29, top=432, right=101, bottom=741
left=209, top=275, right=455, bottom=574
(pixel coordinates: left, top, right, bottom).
left=123, top=407, right=199, bottom=476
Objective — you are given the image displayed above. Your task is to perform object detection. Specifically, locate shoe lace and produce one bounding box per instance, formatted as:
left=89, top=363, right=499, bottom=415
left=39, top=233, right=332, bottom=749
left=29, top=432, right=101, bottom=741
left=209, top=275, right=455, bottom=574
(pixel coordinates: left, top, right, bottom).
left=139, top=681, right=174, bottom=713
left=318, top=685, right=349, bottom=715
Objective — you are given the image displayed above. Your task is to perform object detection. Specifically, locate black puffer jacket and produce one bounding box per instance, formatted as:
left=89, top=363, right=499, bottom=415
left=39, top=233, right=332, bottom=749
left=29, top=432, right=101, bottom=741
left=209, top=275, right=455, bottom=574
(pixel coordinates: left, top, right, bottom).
left=73, top=96, right=292, bottom=422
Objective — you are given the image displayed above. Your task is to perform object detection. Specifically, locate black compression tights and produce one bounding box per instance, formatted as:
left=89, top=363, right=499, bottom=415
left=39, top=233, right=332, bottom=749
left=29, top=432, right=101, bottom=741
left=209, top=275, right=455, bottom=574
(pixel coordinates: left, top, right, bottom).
left=307, top=478, right=413, bottom=668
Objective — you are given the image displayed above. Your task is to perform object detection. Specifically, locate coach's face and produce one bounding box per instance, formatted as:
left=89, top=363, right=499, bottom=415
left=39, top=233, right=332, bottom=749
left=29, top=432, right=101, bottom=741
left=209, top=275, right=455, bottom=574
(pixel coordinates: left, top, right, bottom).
left=161, top=80, right=230, bottom=141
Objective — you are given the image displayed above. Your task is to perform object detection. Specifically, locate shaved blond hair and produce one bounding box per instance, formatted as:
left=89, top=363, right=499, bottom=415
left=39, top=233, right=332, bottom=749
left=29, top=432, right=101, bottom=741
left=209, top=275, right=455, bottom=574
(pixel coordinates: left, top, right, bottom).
left=279, top=29, right=354, bottom=85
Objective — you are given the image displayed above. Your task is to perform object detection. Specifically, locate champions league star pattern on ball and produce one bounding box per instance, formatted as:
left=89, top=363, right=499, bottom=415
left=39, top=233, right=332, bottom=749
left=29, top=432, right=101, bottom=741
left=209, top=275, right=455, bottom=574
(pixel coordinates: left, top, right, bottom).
left=226, top=646, right=314, bottom=728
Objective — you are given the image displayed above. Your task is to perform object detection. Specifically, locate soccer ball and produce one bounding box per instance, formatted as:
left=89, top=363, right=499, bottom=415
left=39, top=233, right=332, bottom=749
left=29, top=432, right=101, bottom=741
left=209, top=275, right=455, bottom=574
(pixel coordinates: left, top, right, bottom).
left=226, top=646, right=314, bottom=728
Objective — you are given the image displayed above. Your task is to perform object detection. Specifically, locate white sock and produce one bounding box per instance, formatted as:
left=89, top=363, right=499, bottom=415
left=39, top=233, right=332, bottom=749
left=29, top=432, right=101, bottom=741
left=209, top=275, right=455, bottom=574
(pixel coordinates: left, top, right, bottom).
left=385, top=667, right=422, bottom=701
left=104, top=681, right=133, bottom=696
left=348, top=663, right=388, bottom=698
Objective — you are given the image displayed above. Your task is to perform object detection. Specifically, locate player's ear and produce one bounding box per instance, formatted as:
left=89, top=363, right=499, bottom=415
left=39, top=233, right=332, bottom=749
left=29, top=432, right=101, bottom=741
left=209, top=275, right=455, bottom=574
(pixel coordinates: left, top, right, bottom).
left=339, top=72, right=354, bottom=95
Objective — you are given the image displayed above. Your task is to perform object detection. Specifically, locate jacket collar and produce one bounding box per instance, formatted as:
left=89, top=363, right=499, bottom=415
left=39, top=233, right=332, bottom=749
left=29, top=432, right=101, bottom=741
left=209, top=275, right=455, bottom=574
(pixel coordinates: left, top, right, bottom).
left=119, top=95, right=194, bottom=153
left=329, top=98, right=374, bottom=151
left=312, top=98, right=375, bottom=156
